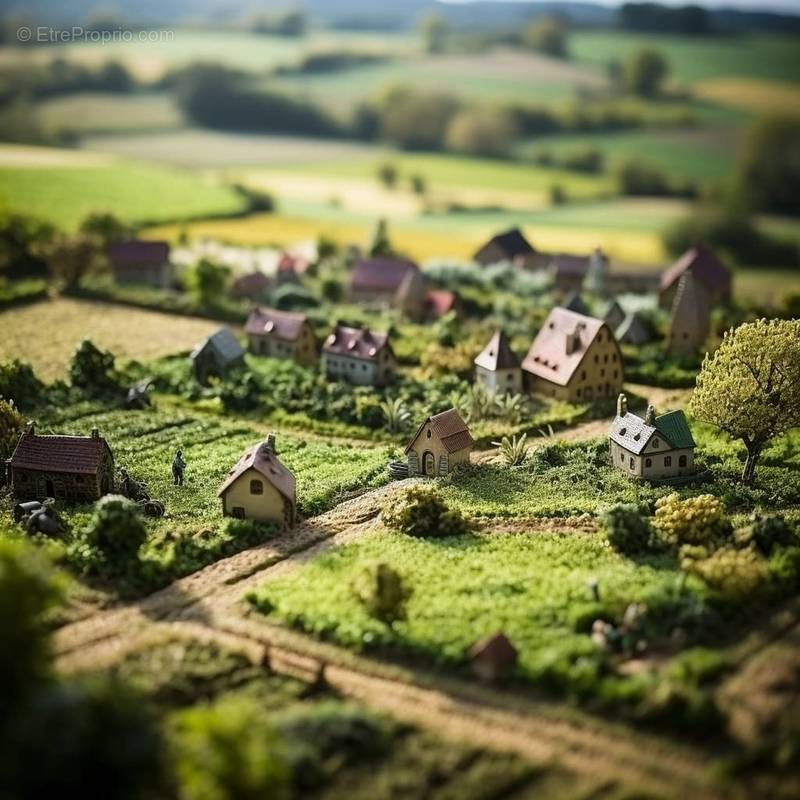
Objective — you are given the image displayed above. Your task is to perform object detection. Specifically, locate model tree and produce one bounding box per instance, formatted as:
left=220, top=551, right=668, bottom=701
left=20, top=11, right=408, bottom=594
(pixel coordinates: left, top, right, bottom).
left=0, top=396, right=24, bottom=481
left=689, top=319, right=800, bottom=484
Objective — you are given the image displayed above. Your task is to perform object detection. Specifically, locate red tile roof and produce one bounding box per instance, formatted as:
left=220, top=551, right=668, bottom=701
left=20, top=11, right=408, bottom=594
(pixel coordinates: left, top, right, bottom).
left=322, top=325, right=389, bottom=361
left=108, top=240, right=169, bottom=268
left=351, top=257, right=419, bottom=294
left=231, top=272, right=271, bottom=298
left=522, top=307, right=609, bottom=387
left=218, top=436, right=295, bottom=503
left=474, top=329, right=520, bottom=371
left=245, top=307, right=308, bottom=341
left=8, top=429, right=111, bottom=475
left=660, top=244, right=731, bottom=294
left=424, top=290, right=457, bottom=318
left=405, top=408, right=474, bottom=455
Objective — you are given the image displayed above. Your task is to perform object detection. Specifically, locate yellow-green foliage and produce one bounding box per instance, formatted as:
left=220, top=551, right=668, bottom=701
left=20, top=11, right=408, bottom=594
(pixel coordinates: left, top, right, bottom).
left=352, top=561, right=411, bottom=624
left=0, top=396, right=24, bottom=464
left=681, top=545, right=770, bottom=599
left=382, top=485, right=472, bottom=539
left=654, top=493, right=727, bottom=546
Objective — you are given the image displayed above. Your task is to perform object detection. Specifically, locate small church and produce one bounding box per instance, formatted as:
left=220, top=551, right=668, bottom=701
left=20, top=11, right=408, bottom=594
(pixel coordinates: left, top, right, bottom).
left=609, top=394, right=696, bottom=481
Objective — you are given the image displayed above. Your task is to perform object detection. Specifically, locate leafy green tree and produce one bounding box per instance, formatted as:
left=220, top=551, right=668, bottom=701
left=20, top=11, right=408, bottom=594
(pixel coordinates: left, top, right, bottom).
left=84, top=495, right=147, bottom=561
left=419, top=11, right=448, bottom=54
left=522, top=16, right=568, bottom=58
left=736, top=114, right=800, bottom=216
left=352, top=561, right=411, bottom=624
left=0, top=396, right=24, bottom=478
left=185, top=258, right=230, bottom=306
left=0, top=213, right=54, bottom=279
left=79, top=211, right=135, bottom=245
left=689, top=319, right=800, bottom=484
left=623, top=48, right=669, bottom=97
left=444, top=108, right=517, bottom=158
left=39, top=232, right=105, bottom=288
left=369, top=218, right=393, bottom=257
left=69, top=339, right=120, bottom=395
left=0, top=359, right=43, bottom=409
left=376, top=162, right=398, bottom=189
left=171, top=696, right=290, bottom=800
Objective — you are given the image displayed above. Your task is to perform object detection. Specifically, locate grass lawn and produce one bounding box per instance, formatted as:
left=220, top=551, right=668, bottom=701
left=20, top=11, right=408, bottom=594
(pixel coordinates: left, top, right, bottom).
left=0, top=298, right=227, bottom=381
left=0, top=143, right=245, bottom=229
left=250, top=525, right=683, bottom=681
left=570, top=31, right=800, bottom=85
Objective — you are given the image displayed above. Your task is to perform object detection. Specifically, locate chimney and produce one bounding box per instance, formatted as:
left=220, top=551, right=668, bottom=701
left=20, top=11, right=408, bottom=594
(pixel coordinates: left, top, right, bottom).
left=617, top=393, right=627, bottom=417
left=91, top=427, right=99, bottom=439
left=645, top=405, right=656, bottom=425
left=565, top=325, right=581, bottom=355
left=264, top=433, right=276, bottom=454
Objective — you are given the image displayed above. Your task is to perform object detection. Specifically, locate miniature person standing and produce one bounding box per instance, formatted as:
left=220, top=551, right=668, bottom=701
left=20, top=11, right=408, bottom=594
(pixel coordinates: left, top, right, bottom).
left=172, top=449, right=186, bottom=487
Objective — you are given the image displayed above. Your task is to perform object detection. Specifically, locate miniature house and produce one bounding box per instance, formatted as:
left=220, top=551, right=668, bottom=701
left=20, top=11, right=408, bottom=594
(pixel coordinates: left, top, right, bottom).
left=349, top=256, right=427, bottom=318
left=474, top=330, right=522, bottom=395
left=6, top=424, right=114, bottom=503
left=322, top=325, right=396, bottom=387
left=609, top=394, right=696, bottom=481
left=522, top=308, right=623, bottom=403
left=473, top=228, right=538, bottom=269
left=547, top=253, right=590, bottom=292
left=191, top=328, right=246, bottom=385
left=231, top=271, right=271, bottom=301
left=245, top=308, right=317, bottom=366
left=659, top=243, right=731, bottom=310
left=602, top=300, right=626, bottom=332
left=405, top=408, right=474, bottom=478
left=468, top=632, right=518, bottom=683
left=562, top=290, right=590, bottom=316
left=218, top=434, right=296, bottom=528
left=615, top=312, right=653, bottom=346
left=667, top=272, right=711, bottom=357
left=107, top=240, right=172, bottom=289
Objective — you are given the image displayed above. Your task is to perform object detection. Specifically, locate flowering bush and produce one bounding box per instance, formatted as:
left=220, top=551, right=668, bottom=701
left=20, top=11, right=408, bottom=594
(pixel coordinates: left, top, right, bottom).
left=382, top=485, right=472, bottom=538
left=654, top=493, right=730, bottom=547
left=681, top=545, right=770, bottom=599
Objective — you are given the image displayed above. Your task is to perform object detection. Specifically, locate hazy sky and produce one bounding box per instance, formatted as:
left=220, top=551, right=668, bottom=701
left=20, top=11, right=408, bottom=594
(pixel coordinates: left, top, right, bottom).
left=441, top=0, right=800, bottom=12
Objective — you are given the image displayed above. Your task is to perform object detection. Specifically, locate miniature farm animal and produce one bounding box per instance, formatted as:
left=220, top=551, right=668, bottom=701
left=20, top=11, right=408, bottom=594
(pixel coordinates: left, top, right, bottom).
left=15, top=498, right=64, bottom=536
left=125, top=379, right=153, bottom=410
left=119, top=468, right=165, bottom=517
left=172, top=450, right=186, bottom=487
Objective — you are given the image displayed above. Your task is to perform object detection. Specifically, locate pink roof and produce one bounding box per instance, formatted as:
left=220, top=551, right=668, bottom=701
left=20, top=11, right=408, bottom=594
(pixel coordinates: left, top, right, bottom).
left=351, top=257, right=419, bottom=294
left=425, top=290, right=457, bottom=318
left=322, top=325, right=389, bottom=361
left=278, top=252, right=310, bottom=274
left=522, top=307, right=610, bottom=387
left=245, top=307, right=308, bottom=341
left=218, top=436, right=295, bottom=503
left=108, top=240, right=169, bottom=267
left=660, top=244, right=731, bottom=294
left=9, top=429, right=111, bottom=475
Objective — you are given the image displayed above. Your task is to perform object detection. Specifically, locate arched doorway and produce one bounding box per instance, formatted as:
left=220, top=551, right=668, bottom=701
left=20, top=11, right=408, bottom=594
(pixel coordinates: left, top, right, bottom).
left=423, top=451, right=435, bottom=477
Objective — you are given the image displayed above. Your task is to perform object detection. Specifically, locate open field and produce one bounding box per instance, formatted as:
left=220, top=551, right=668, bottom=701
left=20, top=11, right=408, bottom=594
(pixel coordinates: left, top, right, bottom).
left=0, top=144, right=245, bottom=229
left=693, top=77, right=800, bottom=117
left=37, top=91, right=184, bottom=135
left=0, top=298, right=226, bottom=380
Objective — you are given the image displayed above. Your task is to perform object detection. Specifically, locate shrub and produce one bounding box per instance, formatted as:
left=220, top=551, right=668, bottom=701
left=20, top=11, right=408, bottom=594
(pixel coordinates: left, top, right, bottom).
left=681, top=546, right=770, bottom=600
left=736, top=513, right=798, bottom=556
left=83, top=495, right=146, bottom=562
left=69, top=339, right=121, bottom=395
left=444, top=108, right=517, bottom=159
left=352, top=561, right=410, bottom=624
left=0, top=359, right=44, bottom=408
left=653, top=493, right=729, bottom=547
left=769, top=546, right=800, bottom=594
left=493, top=433, right=529, bottom=466
left=171, top=696, right=290, bottom=800
left=382, top=485, right=472, bottom=538
left=0, top=396, right=25, bottom=473
left=600, top=503, right=653, bottom=555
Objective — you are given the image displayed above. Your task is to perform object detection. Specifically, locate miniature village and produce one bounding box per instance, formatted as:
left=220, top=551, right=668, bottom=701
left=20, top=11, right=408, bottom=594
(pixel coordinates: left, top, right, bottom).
left=1, top=221, right=799, bottom=799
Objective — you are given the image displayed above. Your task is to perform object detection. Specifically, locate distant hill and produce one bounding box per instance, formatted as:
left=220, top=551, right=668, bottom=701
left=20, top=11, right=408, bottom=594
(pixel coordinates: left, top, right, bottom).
left=4, top=0, right=799, bottom=33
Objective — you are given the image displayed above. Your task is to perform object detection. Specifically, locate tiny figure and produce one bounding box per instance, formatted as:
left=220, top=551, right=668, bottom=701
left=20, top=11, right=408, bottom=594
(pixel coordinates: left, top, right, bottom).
left=172, top=449, right=186, bottom=486
left=119, top=467, right=165, bottom=516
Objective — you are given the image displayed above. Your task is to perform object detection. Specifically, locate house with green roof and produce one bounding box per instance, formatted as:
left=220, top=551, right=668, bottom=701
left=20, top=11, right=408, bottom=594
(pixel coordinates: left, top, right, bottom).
left=609, top=393, right=696, bottom=481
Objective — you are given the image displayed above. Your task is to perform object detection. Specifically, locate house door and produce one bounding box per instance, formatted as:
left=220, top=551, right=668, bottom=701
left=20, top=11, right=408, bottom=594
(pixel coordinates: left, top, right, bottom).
left=584, top=386, right=593, bottom=401
left=45, top=479, right=55, bottom=498
left=423, top=451, right=435, bottom=477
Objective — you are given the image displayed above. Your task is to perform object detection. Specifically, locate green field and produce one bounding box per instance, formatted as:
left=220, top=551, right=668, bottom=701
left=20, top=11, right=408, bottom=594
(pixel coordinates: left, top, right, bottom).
left=0, top=145, right=245, bottom=228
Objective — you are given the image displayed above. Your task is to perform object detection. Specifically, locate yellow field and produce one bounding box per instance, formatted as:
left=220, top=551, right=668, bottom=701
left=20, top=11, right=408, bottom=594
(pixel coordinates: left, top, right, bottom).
left=694, top=78, right=800, bottom=116
left=0, top=298, right=228, bottom=380
left=147, top=212, right=666, bottom=265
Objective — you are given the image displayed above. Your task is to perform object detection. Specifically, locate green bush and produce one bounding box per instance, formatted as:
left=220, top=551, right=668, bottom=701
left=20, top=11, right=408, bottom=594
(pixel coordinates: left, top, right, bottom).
left=737, top=513, right=798, bottom=556
left=0, top=395, right=25, bottom=473
left=0, top=359, right=44, bottom=409
left=171, top=696, right=290, bottom=800
left=601, top=503, right=654, bottom=555
left=352, top=561, right=410, bottom=624
left=654, top=493, right=730, bottom=547
left=83, top=495, right=146, bottom=563
left=69, top=339, right=122, bottom=396
left=681, top=545, right=770, bottom=600
left=382, top=485, right=473, bottom=539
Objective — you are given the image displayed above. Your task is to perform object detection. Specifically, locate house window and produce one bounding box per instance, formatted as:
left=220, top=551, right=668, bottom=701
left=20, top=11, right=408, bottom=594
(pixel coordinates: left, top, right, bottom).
left=75, top=475, right=84, bottom=483
left=581, top=370, right=586, bottom=380
left=612, top=353, right=617, bottom=362
left=19, top=473, right=28, bottom=482
left=594, top=355, right=599, bottom=364
left=232, top=506, right=245, bottom=519
left=613, top=370, right=618, bottom=379
left=576, top=388, right=581, bottom=398
left=600, top=369, right=605, bottom=377
left=426, top=429, right=432, bottom=438
left=664, top=456, right=672, bottom=467
left=620, top=452, right=624, bottom=462
left=604, top=354, right=608, bottom=363
left=645, top=458, right=652, bottom=467
left=250, top=479, right=264, bottom=495
left=653, top=439, right=659, bottom=448
left=679, top=455, right=687, bottom=467
left=629, top=457, right=634, bottom=470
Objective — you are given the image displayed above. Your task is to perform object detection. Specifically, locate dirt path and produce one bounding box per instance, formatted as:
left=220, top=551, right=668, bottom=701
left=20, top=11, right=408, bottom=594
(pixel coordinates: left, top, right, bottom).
left=54, top=479, right=728, bottom=799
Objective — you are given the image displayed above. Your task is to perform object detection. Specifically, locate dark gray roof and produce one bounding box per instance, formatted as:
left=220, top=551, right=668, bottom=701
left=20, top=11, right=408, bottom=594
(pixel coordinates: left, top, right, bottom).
left=609, top=408, right=695, bottom=455
left=474, top=228, right=535, bottom=264
left=474, top=330, right=520, bottom=371
left=616, top=312, right=652, bottom=345
left=563, top=291, right=590, bottom=315
left=192, top=328, right=245, bottom=365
